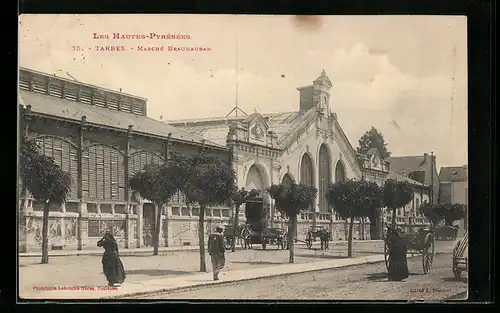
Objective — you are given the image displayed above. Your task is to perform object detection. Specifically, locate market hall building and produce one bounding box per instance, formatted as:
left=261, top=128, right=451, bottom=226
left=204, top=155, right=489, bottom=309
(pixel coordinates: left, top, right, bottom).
left=166, top=70, right=431, bottom=241
left=18, top=67, right=233, bottom=252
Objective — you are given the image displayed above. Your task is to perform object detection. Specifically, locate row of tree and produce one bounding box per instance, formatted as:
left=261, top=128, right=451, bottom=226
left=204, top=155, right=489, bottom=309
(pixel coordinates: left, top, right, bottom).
left=19, top=136, right=465, bottom=271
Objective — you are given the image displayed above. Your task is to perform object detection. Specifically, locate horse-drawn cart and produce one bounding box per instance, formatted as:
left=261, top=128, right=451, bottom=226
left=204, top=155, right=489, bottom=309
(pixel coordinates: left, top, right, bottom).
left=304, top=225, right=331, bottom=249
left=452, top=230, right=468, bottom=279
left=383, top=225, right=435, bottom=274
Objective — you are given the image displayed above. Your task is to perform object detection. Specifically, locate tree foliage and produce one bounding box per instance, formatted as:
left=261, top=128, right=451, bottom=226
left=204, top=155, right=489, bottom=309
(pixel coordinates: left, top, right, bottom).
left=20, top=138, right=72, bottom=205
left=419, top=202, right=443, bottom=226
left=267, top=183, right=318, bottom=263
left=419, top=202, right=467, bottom=226
left=443, top=203, right=467, bottom=226
left=382, top=179, right=413, bottom=225
left=20, top=137, right=72, bottom=264
left=178, top=152, right=237, bottom=272
left=356, top=126, right=391, bottom=159
left=129, top=153, right=187, bottom=255
left=326, top=179, right=383, bottom=257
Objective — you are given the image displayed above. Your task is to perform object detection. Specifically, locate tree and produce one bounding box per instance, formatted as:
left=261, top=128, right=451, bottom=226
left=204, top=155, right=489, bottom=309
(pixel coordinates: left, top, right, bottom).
left=356, top=126, right=391, bottom=159
left=382, top=179, right=413, bottom=226
left=129, top=154, right=185, bottom=256
left=326, top=179, right=382, bottom=257
left=419, top=202, right=443, bottom=227
left=20, top=137, right=72, bottom=264
left=440, top=203, right=467, bottom=226
left=267, top=183, right=317, bottom=263
left=230, top=187, right=259, bottom=252
left=179, top=153, right=236, bottom=272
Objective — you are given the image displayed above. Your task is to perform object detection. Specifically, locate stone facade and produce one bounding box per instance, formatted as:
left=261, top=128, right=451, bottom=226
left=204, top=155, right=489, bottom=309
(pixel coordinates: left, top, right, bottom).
left=18, top=68, right=232, bottom=252
left=166, top=71, right=431, bottom=240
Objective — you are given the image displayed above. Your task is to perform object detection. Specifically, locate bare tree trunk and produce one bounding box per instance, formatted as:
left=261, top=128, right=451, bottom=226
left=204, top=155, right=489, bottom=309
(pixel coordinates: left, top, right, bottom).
left=289, top=215, right=297, bottom=263
left=347, top=215, right=354, bottom=258
left=152, top=202, right=160, bottom=255
left=392, top=207, right=397, bottom=227
left=41, top=202, right=50, bottom=264
left=344, top=219, right=348, bottom=241
left=198, top=205, right=207, bottom=272
left=232, top=204, right=240, bottom=252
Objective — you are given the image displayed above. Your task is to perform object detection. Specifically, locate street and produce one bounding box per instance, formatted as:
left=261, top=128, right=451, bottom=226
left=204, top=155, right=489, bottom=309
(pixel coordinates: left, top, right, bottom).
left=135, top=253, right=467, bottom=300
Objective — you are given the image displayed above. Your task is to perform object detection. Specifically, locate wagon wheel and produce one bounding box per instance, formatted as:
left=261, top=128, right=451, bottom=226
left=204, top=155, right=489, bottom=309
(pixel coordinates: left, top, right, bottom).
left=422, top=233, right=435, bottom=274
left=224, top=236, right=233, bottom=251
left=261, top=236, right=267, bottom=250
left=281, top=233, right=288, bottom=250
left=452, top=239, right=463, bottom=278
left=305, top=232, right=313, bottom=249
left=383, top=239, right=390, bottom=272
left=240, top=227, right=251, bottom=250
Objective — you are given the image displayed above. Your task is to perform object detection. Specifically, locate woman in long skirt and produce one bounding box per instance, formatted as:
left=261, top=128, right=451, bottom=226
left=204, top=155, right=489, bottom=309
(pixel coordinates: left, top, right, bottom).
left=97, top=232, right=126, bottom=286
left=387, top=225, right=409, bottom=281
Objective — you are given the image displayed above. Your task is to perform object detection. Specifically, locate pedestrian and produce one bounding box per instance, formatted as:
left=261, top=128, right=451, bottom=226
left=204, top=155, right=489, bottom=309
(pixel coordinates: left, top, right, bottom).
left=208, top=226, right=226, bottom=281
left=97, top=232, right=126, bottom=286
left=386, top=225, right=409, bottom=281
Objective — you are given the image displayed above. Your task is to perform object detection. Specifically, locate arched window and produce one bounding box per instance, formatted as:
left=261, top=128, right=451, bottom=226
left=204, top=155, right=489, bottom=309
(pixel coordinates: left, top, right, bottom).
left=335, top=161, right=346, bottom=183
left=35, top=136, right=79, bottom=200
left=300, top=153, right=314, bottom=211
left=82, top=145, right=125, bottom=201
left=282, top=173, right=294, bottom=186
left=318, top=144, right=331, bottom=213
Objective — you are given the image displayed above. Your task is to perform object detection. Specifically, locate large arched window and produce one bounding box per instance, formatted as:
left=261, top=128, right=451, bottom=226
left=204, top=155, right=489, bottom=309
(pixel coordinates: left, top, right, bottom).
left=318, top=144, right=331, bottom=213
left=335, top=160, right=346, bottom=183
left=35, top=136, right=79, bottom=200
left=128, top=151, right=165, bottom=176
left=282, top=173, right=294, bottom=186
left=246, top=164, right=265, bottom=195
left=300, top=153, right=314, bottom=211
left=82, top=145, right=126, bottom=201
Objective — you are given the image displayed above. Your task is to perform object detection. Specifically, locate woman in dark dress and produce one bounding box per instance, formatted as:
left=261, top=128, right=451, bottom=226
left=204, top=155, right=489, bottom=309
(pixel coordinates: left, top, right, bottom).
left=386, top=225, right=409, bottom=281
left=97, top=232, right=126, bottom=286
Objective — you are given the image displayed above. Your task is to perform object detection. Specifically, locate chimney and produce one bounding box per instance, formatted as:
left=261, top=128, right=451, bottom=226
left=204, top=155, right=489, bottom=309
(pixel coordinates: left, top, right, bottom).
left=297, top=85, right=314, bottom=112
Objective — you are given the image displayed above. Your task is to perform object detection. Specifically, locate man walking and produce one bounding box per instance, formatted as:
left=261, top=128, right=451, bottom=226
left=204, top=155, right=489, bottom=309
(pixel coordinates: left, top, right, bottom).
left=208, top=226, right=226, bottom=281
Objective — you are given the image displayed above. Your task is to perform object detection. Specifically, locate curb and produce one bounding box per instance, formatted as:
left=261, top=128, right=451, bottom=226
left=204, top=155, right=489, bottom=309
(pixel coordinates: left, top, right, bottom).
left=113, top=251, right=452, bottom=299
left=111, top=256, right=387, bottom=299
left=19, top=240, right=383, bottom=258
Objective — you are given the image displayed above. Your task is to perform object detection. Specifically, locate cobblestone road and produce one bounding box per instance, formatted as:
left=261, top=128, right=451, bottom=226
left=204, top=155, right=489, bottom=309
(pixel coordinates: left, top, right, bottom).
left=137, top=253, right=467, bottom=300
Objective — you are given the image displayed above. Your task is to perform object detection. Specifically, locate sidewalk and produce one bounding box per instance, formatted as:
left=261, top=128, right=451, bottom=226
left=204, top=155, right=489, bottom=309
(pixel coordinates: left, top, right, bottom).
left=22, top=254, right=387, bottom=299
left=19, top=240, right=382, bottom=257
left=19, top=240, right=456, bottom=300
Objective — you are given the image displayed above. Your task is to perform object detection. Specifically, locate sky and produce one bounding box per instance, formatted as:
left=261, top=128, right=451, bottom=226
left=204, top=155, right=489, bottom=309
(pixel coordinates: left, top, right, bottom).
left=18, top=14, right=468, bottom=170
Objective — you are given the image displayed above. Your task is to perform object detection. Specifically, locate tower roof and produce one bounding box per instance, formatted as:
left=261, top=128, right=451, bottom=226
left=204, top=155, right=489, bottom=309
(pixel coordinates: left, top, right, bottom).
left=313, top=69, right=332, bottom=87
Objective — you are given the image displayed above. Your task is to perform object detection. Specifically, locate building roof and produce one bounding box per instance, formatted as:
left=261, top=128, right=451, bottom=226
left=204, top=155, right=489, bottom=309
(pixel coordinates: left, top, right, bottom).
left=439, top=166, right=468, bottom=182
left=387, top=171, right=430, bottom=187
left=386, top=155, right=426, bottom=173
left=20, top=90, right=226, bottom=149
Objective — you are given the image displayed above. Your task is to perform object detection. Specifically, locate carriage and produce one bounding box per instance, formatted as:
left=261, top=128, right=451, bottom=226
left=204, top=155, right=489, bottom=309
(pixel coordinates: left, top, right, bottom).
left=233, top=197, right=287, bottom=250
left=452, top=230, right=468, bottom=279
left=240, top=224, right=287, bottom=250
left=383, top=224, right=435, bottom=274
left=304, top=225, right=331, bottom=249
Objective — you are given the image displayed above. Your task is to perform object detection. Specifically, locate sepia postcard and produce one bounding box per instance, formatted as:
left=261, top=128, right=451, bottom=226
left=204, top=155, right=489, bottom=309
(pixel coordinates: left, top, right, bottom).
left=18, top=14, right=468, bottom=301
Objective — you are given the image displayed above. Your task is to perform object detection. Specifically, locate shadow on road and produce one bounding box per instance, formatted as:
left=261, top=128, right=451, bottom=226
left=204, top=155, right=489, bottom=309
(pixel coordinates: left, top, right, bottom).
left=232, top=261, right=285, bottom=266
left=295, top=254, right=348, bottom=259
left=366, top=272, right=421, bottom=282
left=442, top=276, right=468, bottom=283
left=126, top=269, right=192, bottom=276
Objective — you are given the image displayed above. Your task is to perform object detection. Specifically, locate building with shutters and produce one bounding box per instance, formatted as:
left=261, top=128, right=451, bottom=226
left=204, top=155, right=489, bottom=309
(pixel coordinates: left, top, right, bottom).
left=438, top=165, right=468, bottom=232
left=165, top=70, right=431, bottom=241
left=18, top=67, right=233, bottom=252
